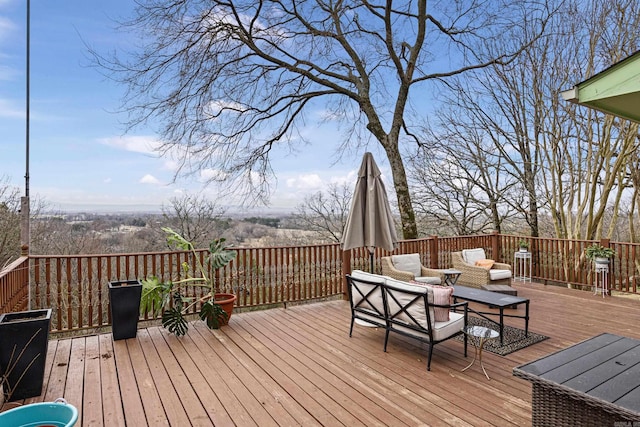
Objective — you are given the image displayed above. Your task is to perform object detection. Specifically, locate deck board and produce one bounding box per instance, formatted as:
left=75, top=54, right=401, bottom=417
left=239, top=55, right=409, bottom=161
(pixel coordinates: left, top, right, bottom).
left=81, top=335, right=102, bottom=426
left=3, top=282, right=640, bottom=426
left=98, top=333, right=125, bottom=427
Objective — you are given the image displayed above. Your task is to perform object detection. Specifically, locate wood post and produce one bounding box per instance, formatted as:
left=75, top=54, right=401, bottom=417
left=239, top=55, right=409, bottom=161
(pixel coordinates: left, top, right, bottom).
left=491, top=230, right=501, bottom=262
left=341, top=250, right=351, bottom=300
left=429, top=235, right=439, bottom=269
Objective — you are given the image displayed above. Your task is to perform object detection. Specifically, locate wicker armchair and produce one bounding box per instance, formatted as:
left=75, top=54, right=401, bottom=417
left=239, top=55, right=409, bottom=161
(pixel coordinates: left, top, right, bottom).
left=451, top=250, right=512, bottom=288
left=380, top=254, right=444, bottom=285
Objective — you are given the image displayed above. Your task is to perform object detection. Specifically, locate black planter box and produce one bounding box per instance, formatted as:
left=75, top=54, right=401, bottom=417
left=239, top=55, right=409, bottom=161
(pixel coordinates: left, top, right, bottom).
left=0, top=308, right=52, bottom=401
left=108, top=280, right=142, bottom=340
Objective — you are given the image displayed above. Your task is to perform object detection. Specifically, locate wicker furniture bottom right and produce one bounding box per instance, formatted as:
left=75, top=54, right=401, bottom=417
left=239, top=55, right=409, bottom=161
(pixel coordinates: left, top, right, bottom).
left=513, top=333, right=640, bottom=426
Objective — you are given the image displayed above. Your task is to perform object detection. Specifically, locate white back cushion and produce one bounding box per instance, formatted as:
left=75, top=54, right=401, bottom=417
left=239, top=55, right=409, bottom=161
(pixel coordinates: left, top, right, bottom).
left=351, top=270, right=386, bottom=284
left=350, top=270, right=385, bottom=314
left=462, top=248, right=487, bottom=265
left=391, top=253, right=422, bottom=277
left=384, top=277, right=431, bottom=329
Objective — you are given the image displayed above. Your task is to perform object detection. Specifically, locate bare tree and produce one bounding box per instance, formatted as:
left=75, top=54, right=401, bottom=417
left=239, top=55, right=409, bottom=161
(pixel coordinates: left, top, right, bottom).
left=160, top=193, right=228, bottom=248
left=542, top=0, right=640, bottom=241
left=292, top=182, right=353, bottom=242
left=95, top=0, right=554, bottom=239
left=415, top=0, right=639, bottom=240
left=409, top=139, right=518, bottom=236
left=31, top=215, right=109, bottom=255
left=0, top=177, right=20, bottom=267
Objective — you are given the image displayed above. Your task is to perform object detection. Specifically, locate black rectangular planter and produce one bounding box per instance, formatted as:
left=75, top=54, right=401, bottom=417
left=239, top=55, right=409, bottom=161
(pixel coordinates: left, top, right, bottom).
left=108, top=280, right=142, bottom=340
left=0, top=308, right=52, bottom=401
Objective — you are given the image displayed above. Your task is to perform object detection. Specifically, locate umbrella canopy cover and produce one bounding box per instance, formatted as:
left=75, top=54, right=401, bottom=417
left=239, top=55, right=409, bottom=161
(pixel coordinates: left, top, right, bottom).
left=341, top=152, right=399, bottom=254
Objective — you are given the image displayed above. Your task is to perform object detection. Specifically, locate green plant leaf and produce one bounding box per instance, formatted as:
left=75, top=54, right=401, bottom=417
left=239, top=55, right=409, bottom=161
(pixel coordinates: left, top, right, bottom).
left=200, top=301, right=227, bottom=330
left=162, top=307, right=189, bottom=336
left=140, top=277, right=173, bottom=317
left=163, top=227, right=193, bottom=252
left=208, top=238, right=237, bottom=270
left=585, top=244, right=615, bottom=259
left=143, top=228, right=235, bottom=335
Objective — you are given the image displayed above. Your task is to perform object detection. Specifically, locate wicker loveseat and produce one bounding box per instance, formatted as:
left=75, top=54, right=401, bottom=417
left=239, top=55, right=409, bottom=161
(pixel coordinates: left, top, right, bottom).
left=451, top=249, right=512, bottom=288
left=380, top=254, right=444, bottom=285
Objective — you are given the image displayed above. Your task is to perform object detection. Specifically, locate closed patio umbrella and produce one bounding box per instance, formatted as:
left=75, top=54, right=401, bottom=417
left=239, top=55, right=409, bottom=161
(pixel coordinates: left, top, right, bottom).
left=341, top=152, right=398, bottom=273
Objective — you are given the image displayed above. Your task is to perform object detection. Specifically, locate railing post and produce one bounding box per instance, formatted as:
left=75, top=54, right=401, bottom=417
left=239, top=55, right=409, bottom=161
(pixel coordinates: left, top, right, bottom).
left=342, top=249, right=351, bottom=300
left=429, top=235, right=439, bottom=269
left=491, top=230, right=501, bottom=262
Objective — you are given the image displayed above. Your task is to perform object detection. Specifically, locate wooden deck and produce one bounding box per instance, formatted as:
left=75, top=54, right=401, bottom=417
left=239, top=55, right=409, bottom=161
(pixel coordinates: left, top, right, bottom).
left=3, top=281, right=640, bottom=426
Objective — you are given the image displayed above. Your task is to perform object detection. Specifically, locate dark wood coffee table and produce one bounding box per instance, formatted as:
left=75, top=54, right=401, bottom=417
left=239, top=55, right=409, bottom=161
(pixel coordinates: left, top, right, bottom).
left=452, top=285, right=529, bottom=345
left=514, top=333, right=640, bottom=425
left=481, top=284, right=518, bottom=308
left=481, top=284, right=517, bottom=296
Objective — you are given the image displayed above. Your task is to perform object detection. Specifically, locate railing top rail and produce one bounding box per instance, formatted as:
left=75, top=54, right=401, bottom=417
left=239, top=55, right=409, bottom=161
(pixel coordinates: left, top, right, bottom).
left=0, top=256, right=29, bottom=279
left=28, top=241, right=344, bottom=259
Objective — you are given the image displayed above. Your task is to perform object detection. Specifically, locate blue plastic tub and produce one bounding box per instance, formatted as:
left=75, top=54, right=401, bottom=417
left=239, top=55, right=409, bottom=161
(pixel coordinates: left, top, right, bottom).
left=0, top=399, right=78, bottom=427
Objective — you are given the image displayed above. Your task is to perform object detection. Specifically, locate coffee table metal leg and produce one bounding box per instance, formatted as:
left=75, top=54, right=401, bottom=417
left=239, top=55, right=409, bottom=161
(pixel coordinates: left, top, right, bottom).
left=499, top=309, right=504, bottom=345
left=525, top=301, right=529, bottom=337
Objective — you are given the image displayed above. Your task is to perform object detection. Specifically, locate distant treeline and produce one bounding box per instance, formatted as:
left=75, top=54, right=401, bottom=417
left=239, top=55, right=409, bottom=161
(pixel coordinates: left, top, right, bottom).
left=243, top=217, right=281, bottom=228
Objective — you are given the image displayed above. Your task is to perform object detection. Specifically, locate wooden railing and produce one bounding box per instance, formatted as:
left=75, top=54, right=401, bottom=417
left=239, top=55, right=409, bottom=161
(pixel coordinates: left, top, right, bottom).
left=27, top=243, right=345, bottom=333
left=0, top=256, right=30, bottom=313
left=499, top=235, right=639, bottom=293
left=1, top=233, right=638, bottom=334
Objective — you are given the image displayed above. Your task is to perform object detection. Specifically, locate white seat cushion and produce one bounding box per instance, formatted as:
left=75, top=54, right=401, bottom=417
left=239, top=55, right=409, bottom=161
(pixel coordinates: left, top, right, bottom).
left=393, top=311, right=465, bottom=342
left=391, top=254, right=422, bottom=277
left=414, top=276, right=442, bottom=285
left=489, top=269, right=512, bottom=280
left=432, top=312, right=465, bottom=341
left=462, top=248, right=487, bottom=265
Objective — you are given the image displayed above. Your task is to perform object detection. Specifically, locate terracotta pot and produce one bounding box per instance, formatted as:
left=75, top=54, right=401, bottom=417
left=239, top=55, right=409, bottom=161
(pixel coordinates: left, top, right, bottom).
left=214, top=293, right=237, bottom=325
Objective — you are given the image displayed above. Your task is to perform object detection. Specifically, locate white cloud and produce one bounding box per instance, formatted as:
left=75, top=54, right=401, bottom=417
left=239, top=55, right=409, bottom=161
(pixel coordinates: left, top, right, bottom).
left=285, top=174, right=324, bottom=191
left=316, top=109, right=345, bottom=121
left=139, top=174, right=161, bottom=185
left=99, top=135, right=162, bottom=155
left=0, top=98, right=23, bottom=118
left=0, top=16, right=16, bottom=41
left=163, top=159, right=180, bottom=172
left=199, top=168, right=227, bottom=182
left=205, top=99, right=246, bottom=117
left=103, top=178, right=112, bottom=183
left=0, top=64, right=18, bottom=81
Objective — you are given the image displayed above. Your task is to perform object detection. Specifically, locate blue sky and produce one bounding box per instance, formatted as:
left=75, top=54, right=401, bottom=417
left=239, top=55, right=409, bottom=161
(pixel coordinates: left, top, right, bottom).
left=0, top=0, right=393, bottom=213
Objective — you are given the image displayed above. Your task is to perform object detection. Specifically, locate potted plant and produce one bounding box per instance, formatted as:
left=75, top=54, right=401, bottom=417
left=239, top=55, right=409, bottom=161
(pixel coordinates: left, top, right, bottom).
left=108, top=279, right=142, bottom=340
left=0, top=308, right=52, bottom=401
left=140, top=227, right=237, bottom=336
left=518, top=239, right=530, bottom=252
left=585, top=244, right=616, bottom=265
